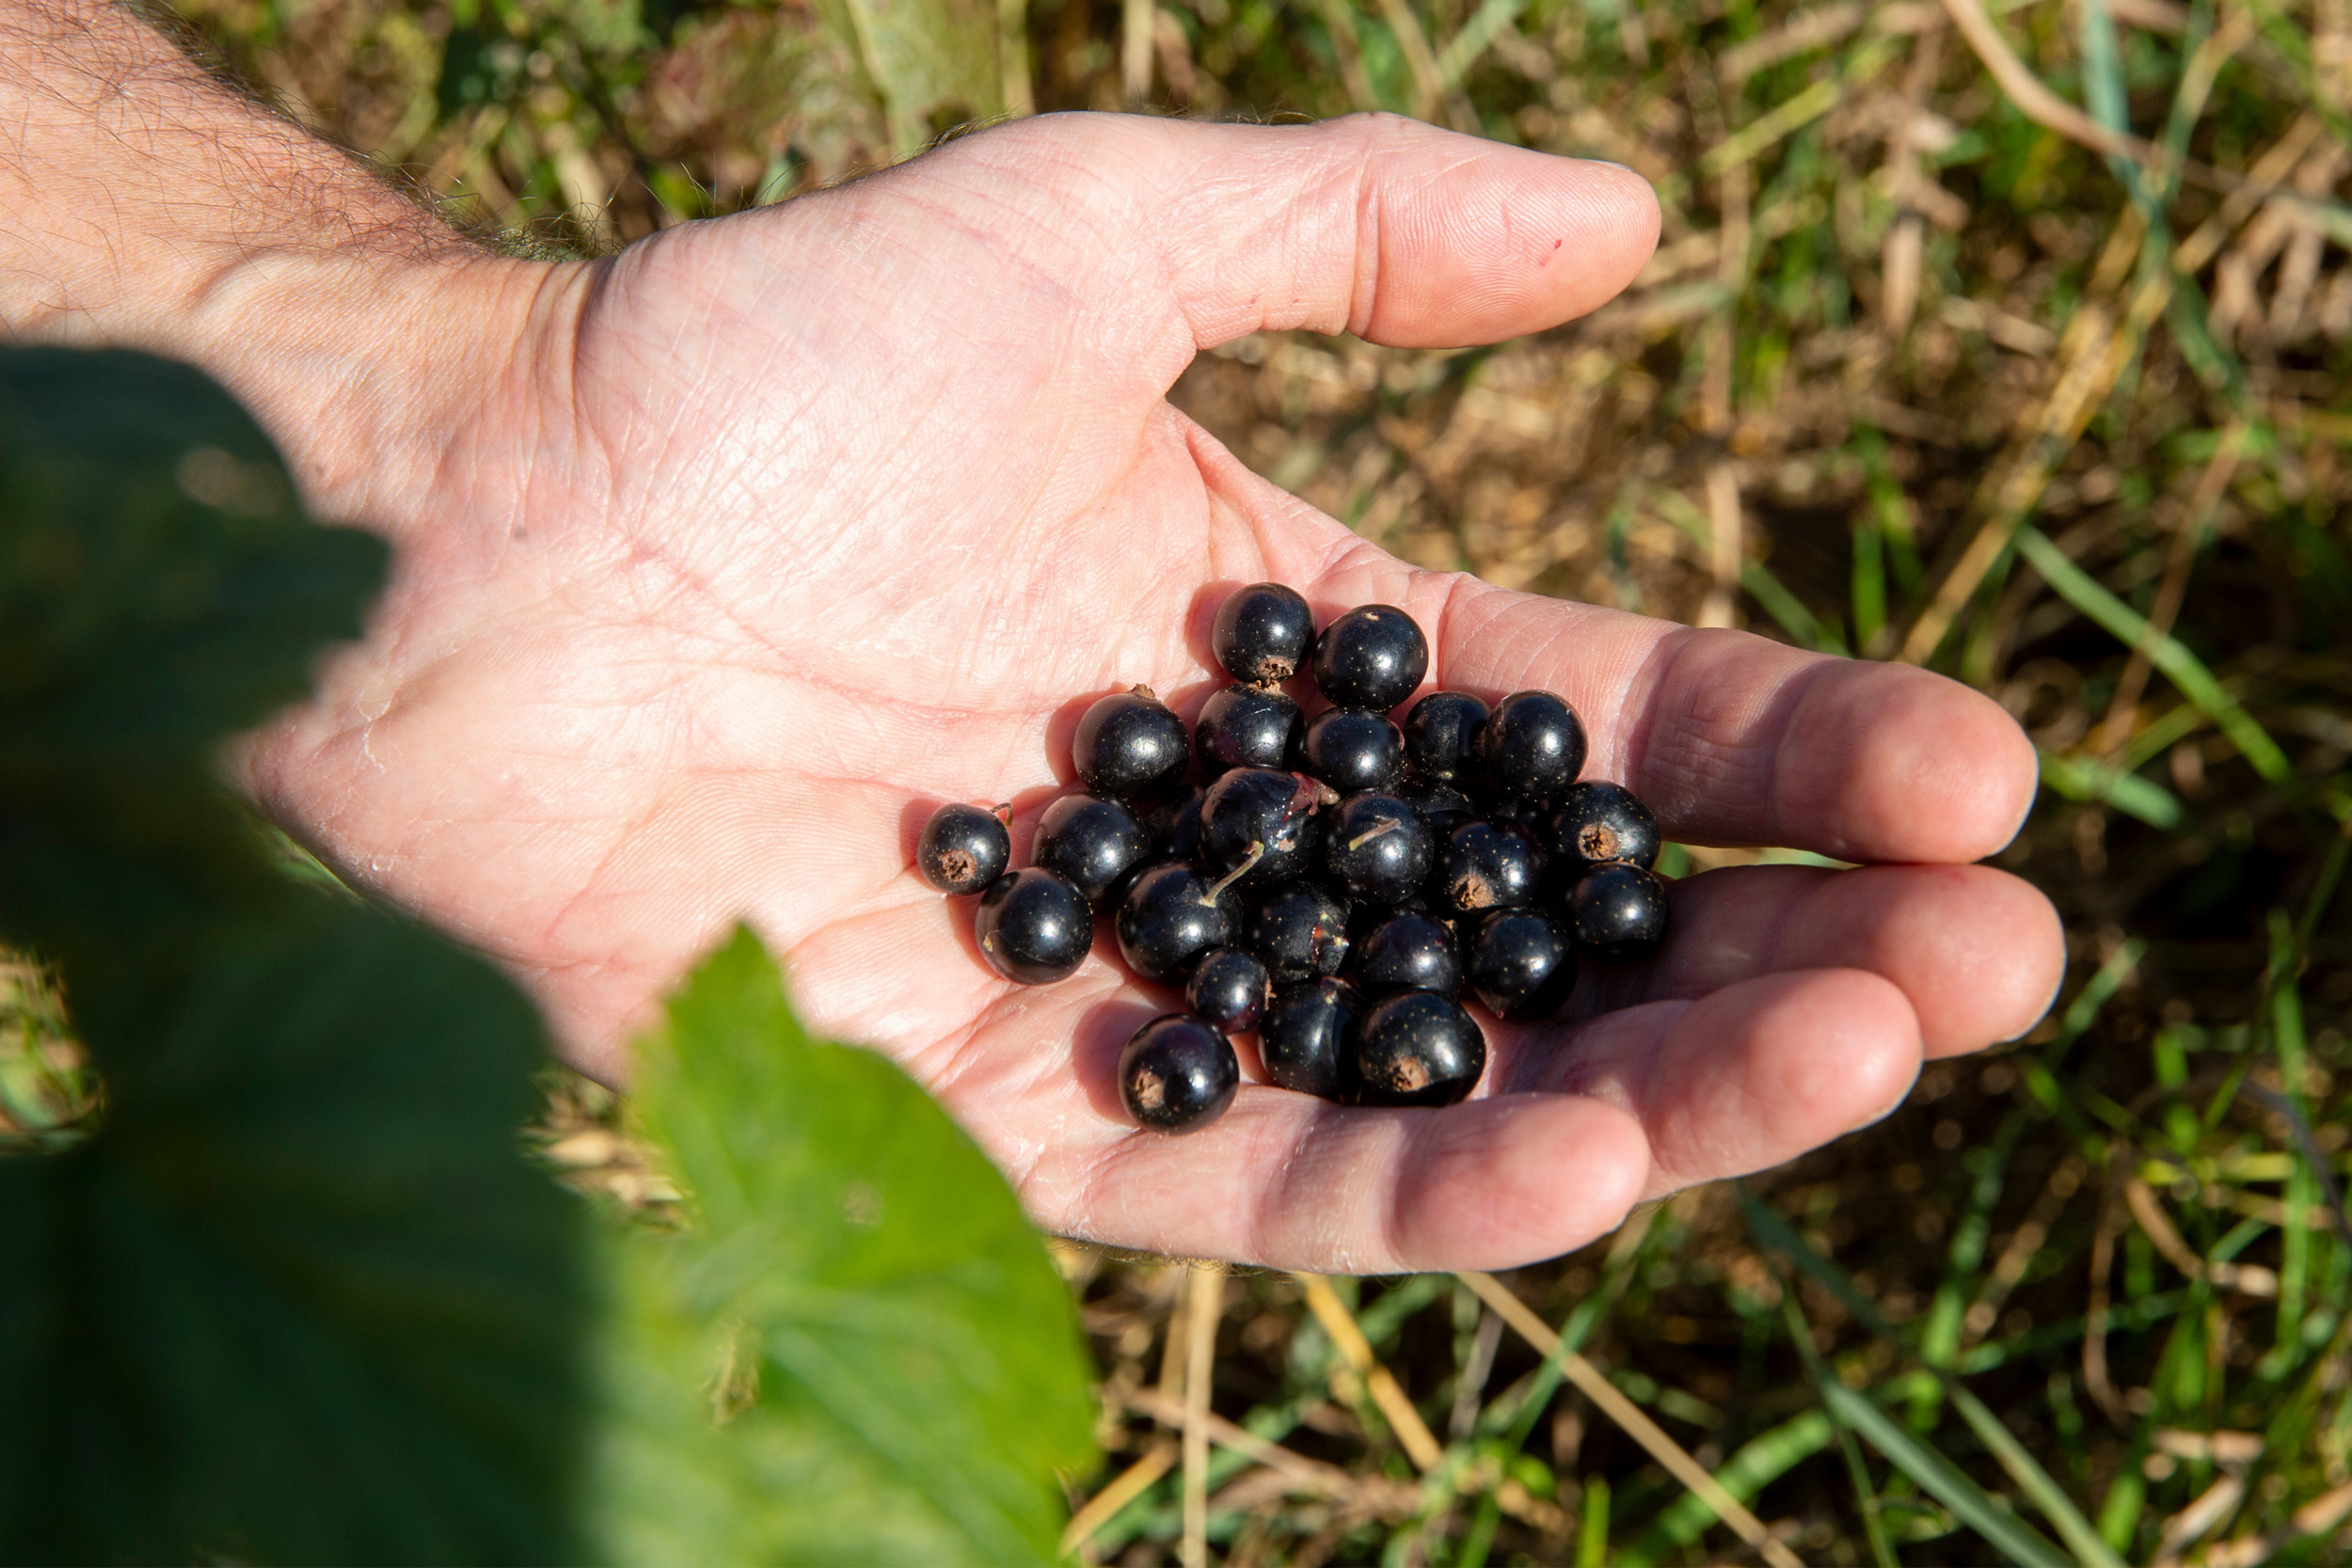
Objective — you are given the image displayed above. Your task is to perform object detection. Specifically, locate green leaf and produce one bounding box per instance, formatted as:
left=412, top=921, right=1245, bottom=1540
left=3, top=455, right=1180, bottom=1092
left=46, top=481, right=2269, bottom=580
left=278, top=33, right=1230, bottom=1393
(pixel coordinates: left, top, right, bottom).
left=0, top=348, right=389, bottom=978
left=0, top=348, right=588, bottom=1563
left=593, top=927, right=1097, bottom=1564
left=0, top=901, right=591, bottom=1565
left=0, top=348, right=384, bottom=762
left=827, top=0, right=1005, bottom=155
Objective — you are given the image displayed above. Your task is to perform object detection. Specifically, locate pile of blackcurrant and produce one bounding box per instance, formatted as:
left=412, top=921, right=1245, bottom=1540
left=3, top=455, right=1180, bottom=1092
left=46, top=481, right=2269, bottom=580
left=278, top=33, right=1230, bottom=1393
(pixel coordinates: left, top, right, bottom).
left=914, top=583, right=1670, bottom=1135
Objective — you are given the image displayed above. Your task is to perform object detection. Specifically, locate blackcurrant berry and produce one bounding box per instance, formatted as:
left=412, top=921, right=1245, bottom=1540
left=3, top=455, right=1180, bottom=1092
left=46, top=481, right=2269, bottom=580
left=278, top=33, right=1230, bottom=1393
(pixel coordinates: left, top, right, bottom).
left=1186, top=947, right=1271, bottom=1035
left=974, top=868, right=1093, bottom=984
left=1549, top=781, right=1661, bottom=871
left=1465, top=909, right=1576, bottom=1021
left=1195, top=682, right=1304, bottom=772
left=1301, top=707, right=1405, bottom=795
left=1402, top=691, right=1488, bottom=783
left=1248, top=884, right=1352, bottom=985
left=1477, top=690, right=1587, bottom=803
left=916, top=801, right=1009, bottom=895
left=1353, top=911, right=1462, bottom=997
left=1321, top=791, right=1434, bottom=906
left=1566, top=863, right=1670, bottom=963
left=1259, top=977, right=1363, bottom=1100
left=1486, top=795, right=1548, bottom=837
left=1400, top=781, right=1477, bottom=837
left=1074, top=685, right=1189, bottom=800
left=1120, top=1014, right=1240, bottom=1132
left=1311, top=605, right=1428, bottom=712
left=1149, top=784, right=1207, bottom=863
left=1213, top=582, right=1314, bottom=687
left=1200, top=767, right=1333, bottom=890
left=1354, top=990, right=1486, bottom=1107
left=1116, top=862, right=1244, bottom=982
left=1033, top=793, right=1151, bottom=903
left=1431, top=820, right=1546, bottom=913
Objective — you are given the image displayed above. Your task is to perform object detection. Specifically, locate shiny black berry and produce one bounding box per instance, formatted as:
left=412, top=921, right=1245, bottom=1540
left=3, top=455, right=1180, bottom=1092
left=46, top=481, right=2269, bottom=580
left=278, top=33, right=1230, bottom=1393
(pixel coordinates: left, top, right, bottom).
left=1259, top=977, right=1363, bottom=1100
left=1486, top=795, right=1548, bottom=837
left=1150, top=784, right=1207, bottom=863
left=1213, top=582, right=1314, bottom=687
left=1117, top=862, right=1244, bottom=982
left=1353, top=911, right=1462, bottom=997
left=1466, top=909, right=1576, bottom=1021
left=1186, top=947, right=1270, bottom=1035
left=1549, top=781, right=1661, bottom=871
left=1566, top=863, right=1670, bottom=963
left=1432, top=821, right=1546, bottom=913
left=1402, top=691, right=1488, bottom=783
left=974, top=868, right=1093, bottom=984
left=1322, top=791, right=1434, bottom=906
left=1311, top=605, right=1429, bottom=712
left=1301, top=708, right=1405, bottom=795
left=1401, top=781, right=1477, bottom=837
left=1195, top=683, right=1304, bottom=772
left=1120, top=1015, right=1240, bottom=1132
left=1355, top=990, right=1486, bottom=1107
left=1478, top=690, right=1587, bottom=803
left=1200, top=768, right=1333, bottom=890
left=1074, top=685, right=1189, bottom=800
left=1248, top=884, right=1353, bottom=985
left=1033, top=793, right=1150, bottom=903
left=916, top=802, right=1009, bottom=895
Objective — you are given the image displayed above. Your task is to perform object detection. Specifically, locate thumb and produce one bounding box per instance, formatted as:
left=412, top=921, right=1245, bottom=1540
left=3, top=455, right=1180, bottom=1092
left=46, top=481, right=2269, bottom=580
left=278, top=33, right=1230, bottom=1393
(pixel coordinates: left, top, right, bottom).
left=967, top=112, right=1661, bottom=351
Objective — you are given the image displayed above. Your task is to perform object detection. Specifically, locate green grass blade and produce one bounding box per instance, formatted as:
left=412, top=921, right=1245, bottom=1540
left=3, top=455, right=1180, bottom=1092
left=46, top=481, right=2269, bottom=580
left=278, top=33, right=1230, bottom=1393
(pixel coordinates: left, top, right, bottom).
left=2037, top=748, right=2187, bottom=831
left=1433, top=0, right=1525, bottom=87
left=2013, top=528, right=2291, bottom=784
left=1575, top=1474, right=1610, bottom=1568
left=1619, top=1412, right=1833, bottom=1563
left=1946, top=1384, right=2128, bottom=1568
left=1818, top=1383, right=2071, bottom=1568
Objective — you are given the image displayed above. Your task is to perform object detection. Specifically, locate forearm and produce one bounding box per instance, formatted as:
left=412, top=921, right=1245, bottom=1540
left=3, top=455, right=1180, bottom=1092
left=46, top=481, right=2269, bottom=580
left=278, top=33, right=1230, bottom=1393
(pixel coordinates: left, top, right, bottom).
left=0, top=0, right=541, bottom=520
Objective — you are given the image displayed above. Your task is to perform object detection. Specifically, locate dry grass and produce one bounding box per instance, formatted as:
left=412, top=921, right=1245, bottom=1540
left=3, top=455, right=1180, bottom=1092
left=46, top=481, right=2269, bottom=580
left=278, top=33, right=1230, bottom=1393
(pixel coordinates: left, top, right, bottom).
left=11, top=0, right=2352, bottom=1559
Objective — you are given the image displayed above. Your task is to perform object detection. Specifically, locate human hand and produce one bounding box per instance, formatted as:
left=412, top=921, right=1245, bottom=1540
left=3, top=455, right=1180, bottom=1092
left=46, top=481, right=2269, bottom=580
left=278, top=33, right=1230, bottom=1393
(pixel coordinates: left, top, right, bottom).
left=222, top=113, right=2063, bottom=1273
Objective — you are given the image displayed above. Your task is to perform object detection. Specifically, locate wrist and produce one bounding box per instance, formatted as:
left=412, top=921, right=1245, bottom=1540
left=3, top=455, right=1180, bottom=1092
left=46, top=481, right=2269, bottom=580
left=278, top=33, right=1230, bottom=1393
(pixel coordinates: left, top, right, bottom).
left=0, top=0, right=550, bottom=528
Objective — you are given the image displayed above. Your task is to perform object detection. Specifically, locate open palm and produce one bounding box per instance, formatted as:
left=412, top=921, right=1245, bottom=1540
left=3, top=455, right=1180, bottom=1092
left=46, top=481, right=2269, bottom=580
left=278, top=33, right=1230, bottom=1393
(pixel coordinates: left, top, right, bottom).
left=246, top=112, right=2063, bottom=1272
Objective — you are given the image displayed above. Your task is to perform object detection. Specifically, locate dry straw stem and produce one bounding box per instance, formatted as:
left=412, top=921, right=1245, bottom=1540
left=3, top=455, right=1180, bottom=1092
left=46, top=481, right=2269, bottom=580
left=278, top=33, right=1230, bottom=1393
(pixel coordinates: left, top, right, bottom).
left=1458, top=1270, right=1809, bottom=1568
left=1294, top=1273, right=1447, bottom=1470
left=1899, top=213, right=2172, bottom=664
left=1058, top=1439, right=1176, bottom=1558
left=2123, top=1175, right=2281, bottom=1294
left=1179, top=1263, right=1218, bottom=1568
left=1117, top=1385, right=1421, bottom=1515
left=1373, top=0, right=1446, bottom=120
left=2201, top=1480, right=2352, bottom=1568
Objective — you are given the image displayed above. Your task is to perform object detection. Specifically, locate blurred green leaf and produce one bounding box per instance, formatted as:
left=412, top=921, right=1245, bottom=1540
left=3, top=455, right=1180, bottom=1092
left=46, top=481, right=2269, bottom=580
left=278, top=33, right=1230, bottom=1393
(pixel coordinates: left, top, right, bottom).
left=0, top=347, right=584, bottom=1564
left=590, top=927, right=1096, bottom=1564
left=0, top=348, right=384, bottom=762
left=0, top=906, right=591, bottom=1564
left=829, top=0, right=1005, bottom=155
